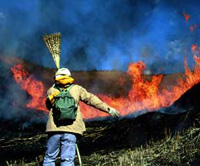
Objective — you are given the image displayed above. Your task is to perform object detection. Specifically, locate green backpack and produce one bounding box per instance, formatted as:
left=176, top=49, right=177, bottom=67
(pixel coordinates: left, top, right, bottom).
left=53, top=84, right=78, bottom=124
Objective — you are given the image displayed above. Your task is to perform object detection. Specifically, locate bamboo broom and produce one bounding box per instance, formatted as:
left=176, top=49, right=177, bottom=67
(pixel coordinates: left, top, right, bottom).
left=43, top=32, right=61, bottom=69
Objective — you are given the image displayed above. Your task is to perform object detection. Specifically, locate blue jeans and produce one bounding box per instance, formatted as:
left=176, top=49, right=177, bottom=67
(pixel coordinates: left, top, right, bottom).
left=43, top=133, right=76, bottom=166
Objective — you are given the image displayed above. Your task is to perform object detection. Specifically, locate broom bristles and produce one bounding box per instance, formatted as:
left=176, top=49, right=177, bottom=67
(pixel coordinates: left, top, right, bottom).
left=43, top=33, right=61, bottom=69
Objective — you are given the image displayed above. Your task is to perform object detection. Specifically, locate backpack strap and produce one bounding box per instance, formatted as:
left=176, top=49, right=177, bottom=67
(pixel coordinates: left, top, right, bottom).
left=66, top=84, right=74, bottom=92
left=66, top=84, right=78, bottom=106
left=54, top=84, right=74, bottom=92
left=53, top=84, right=61, bottom=91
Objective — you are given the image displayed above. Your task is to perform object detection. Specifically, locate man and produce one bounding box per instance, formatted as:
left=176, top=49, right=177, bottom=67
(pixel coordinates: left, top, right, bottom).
left=43, top=68, right=120, bottom=166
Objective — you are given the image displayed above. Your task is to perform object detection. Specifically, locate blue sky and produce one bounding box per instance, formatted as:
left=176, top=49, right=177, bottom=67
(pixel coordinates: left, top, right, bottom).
left=0, top=0, right=200, bottom=73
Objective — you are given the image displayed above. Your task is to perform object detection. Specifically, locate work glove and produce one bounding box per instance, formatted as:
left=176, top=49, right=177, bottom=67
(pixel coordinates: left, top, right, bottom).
left=108, top=108, right=120, bottom=118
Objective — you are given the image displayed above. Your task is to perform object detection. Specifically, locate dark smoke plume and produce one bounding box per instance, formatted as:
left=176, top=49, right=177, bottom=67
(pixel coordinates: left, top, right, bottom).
left=0, top=0, right=200, bottom=73
left=0, top=0, right=200, bottom=124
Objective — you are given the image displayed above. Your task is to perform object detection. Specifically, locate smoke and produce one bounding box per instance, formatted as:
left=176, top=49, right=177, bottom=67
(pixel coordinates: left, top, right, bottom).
left=0, top=61, right=27, bottom=119
left=1, top=0, right=200, bottom=126
left=0, top=0, right=200, bottom=117
left=1, top=0, right=200, bottom=73
left=0, top=60, right=48, bottom=125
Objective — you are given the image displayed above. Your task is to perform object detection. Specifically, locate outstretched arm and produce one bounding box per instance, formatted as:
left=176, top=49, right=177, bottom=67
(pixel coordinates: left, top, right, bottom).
left=78, top=86, right=120, bottom=118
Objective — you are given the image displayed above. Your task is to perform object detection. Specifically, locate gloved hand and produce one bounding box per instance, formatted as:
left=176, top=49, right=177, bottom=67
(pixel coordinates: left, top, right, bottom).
left=108, top=108, right=120, bottom=118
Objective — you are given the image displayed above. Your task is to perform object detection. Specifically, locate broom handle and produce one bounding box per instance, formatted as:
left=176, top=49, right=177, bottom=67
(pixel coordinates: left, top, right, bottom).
left=76, top=144, right=83, bottom=166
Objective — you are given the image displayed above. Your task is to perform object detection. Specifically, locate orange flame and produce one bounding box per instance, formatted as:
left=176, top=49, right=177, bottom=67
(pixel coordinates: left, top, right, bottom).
left=80, top=55, right=200, bottom=119
left=10, top=64, right=48, bottom=113
left=10, top=55, right=200, bottom=119
left=183, top=12, right=191, bottom=22
left=190, top=24, right=198, bottom=32
left=190, top=26, right=194, bottom=32
left=191, top=44, right=200, bottom=56
left=191, top=44, right=197, bottom=52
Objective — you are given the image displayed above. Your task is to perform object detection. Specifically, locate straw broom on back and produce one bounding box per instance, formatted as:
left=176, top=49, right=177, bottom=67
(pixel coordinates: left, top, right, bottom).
left=43, top=33, right=61, bottom=69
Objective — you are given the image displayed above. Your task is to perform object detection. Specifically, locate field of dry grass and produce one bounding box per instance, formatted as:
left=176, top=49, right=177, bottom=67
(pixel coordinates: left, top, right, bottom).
left=3, top=116, right=200, bottom=166
left=82, top=126, right=200, bottom=166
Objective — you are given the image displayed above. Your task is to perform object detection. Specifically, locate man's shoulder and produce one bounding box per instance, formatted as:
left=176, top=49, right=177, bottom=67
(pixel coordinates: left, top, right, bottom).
left=70, top=84, right=82, bottom=92
left=72, top=84, right=81, bottom=88
left=72, top=84, right=86, bottom=91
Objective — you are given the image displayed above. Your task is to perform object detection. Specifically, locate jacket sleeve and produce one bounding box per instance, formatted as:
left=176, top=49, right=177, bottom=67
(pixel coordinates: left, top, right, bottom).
left=78, top=86, right=111, bottom=113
